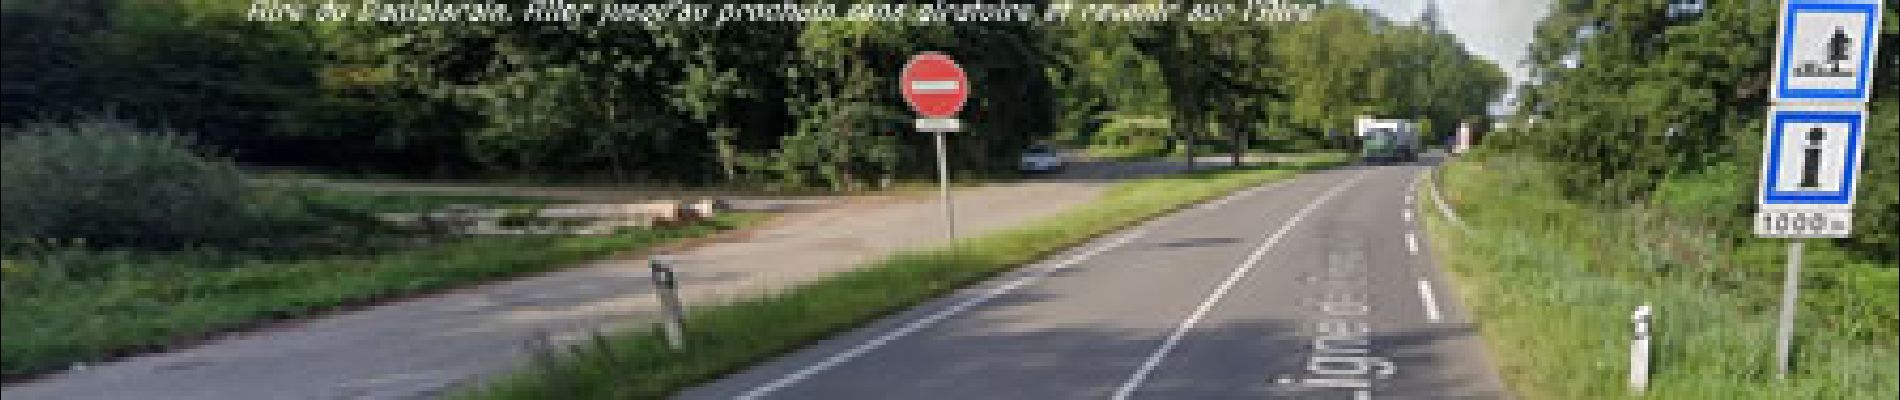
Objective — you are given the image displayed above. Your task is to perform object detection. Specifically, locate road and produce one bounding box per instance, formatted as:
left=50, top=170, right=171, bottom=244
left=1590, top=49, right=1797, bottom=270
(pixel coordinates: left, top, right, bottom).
left=0, top=158, right=1211, bottom=400
left=683, top=157, right=1508, bottom=399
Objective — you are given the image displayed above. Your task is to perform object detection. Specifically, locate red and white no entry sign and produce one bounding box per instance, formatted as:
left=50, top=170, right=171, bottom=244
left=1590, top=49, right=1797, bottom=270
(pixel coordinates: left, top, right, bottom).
left=900, top=52, right=969, bottom=119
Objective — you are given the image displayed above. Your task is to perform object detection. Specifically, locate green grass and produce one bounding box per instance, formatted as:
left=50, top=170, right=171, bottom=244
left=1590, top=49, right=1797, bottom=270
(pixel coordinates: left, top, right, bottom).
left=1421, top=154, right=1897, bottom=400
left=463, top=155, right=1350, bottom=399
left=0, top=213, right=757, bottom=379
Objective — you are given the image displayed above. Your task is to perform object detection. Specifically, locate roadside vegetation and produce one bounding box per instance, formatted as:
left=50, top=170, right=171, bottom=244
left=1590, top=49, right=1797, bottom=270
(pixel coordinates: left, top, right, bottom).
left=1425, top=155, right=1895, bottom=400
left=1510, top=0, right=1896, bottom=260
left=0, top=122, right=756, bottom=379
left=4, top=1, right=1500, bottom=189
left=462, top=156, right=1349, bottom=400
left=1438, top=2, right=1898, bottom=398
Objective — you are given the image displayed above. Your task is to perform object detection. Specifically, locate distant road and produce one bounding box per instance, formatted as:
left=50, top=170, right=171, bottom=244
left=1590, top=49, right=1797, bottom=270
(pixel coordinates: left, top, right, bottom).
left=684, top=155, right=1509, bottom=399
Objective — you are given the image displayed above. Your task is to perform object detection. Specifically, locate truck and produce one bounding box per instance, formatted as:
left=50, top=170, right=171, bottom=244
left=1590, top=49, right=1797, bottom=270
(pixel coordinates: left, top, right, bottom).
left=1355, top=118, right=1421, bottom=163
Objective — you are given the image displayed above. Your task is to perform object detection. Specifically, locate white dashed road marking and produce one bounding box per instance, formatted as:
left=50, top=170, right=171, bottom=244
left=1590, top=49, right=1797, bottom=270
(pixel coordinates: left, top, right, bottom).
left=1417, top=280, right=1443, bottom=323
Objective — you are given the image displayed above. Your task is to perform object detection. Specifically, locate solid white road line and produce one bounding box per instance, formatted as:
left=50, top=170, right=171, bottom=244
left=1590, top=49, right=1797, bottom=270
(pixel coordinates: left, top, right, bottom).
left=1405, top=232, right=1419, bottom=255
left=1417, top=280, right=1443, bottom=323
left=733, top=230, right=1148, bottom=400
left=1110, top=172, right=1368, bottom=400
left=733, top=176, right=1304, bottom=400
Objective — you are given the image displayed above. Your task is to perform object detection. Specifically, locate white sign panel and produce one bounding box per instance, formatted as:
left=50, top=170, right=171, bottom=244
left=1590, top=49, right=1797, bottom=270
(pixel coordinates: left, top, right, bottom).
left=1771, top=0, right=1883, bottom=102
left=908, top=81, right=962, bottom=92
left=1756, top=210, right=1853, bottom=238
left=914, top=118, right=963, bottom=132
left=1755, top=104, right=1866, bottom=237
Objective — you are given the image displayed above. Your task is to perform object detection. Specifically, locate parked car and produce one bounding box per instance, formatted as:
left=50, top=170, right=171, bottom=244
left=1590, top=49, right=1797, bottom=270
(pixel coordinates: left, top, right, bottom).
left=1019, top=145, right=1064, bottom=172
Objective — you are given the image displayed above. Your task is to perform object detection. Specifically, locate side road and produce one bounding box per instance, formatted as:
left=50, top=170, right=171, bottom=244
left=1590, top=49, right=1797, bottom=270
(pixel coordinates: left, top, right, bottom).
left=2, top=160, right=1197, bottom=400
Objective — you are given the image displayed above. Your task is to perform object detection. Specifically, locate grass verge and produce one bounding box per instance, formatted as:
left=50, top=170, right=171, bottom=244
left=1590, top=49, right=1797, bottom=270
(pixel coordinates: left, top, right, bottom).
left=1420, top=154, right=1896, bottom=399
left=463, top=155, right=1350, bottom=399
left=0, top=212, right=757, bottom=379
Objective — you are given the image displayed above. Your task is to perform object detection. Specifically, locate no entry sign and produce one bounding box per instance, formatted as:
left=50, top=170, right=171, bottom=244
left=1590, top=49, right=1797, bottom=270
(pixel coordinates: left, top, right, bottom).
left=900, top=52, right=969, bottom=119
left=900, top=52, right=969, bottom=241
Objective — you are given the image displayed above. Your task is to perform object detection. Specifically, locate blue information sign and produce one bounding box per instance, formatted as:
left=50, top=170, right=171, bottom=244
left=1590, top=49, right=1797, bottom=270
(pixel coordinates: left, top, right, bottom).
left=1771, top=0, right=1883, bottom=103
left=1757, top=105, right=1866, bottom=209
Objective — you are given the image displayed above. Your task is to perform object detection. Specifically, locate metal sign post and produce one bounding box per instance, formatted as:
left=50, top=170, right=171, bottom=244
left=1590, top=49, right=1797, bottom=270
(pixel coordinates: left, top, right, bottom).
left=1759, top=0, right=1881, bottom=380
left=901, top=52, right=971, bottom=242
left=933, top=128, right=957, bottom=240
left=1773, top=241, right=1803, bottom=378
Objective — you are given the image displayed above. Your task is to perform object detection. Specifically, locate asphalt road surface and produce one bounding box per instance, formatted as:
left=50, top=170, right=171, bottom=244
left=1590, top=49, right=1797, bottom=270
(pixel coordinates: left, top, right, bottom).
left=683, top=157, right=1508, bottom=400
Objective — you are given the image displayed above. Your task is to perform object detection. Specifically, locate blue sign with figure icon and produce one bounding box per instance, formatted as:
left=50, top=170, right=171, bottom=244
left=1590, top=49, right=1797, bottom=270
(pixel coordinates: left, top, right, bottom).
left=1772, top=0, right=1882, bottom=102
left=1757, top=105, right=1865, bottom=208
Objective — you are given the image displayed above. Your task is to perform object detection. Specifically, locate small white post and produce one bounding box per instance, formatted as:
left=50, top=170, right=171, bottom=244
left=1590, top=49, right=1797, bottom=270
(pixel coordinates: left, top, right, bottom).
left=650, top=255, right=686, bottom=350
left=1631, top=303, right=1653, bottom=393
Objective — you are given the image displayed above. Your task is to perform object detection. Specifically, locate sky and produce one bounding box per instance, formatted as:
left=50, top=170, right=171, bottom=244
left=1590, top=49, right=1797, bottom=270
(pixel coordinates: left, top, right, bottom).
left=1347, top=0, right=1554, bottom=86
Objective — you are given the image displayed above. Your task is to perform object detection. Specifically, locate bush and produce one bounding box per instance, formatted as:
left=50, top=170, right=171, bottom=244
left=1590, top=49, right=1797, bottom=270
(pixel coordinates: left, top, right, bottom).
left=1, top=120, right=246, bottom=249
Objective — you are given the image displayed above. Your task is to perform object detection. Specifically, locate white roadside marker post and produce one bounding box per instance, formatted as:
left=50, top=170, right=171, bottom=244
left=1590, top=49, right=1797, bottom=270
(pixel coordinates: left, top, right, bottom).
left=650, top=255, right=686, bottom=350
left=1631, top=304, right=1653, bottom=393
